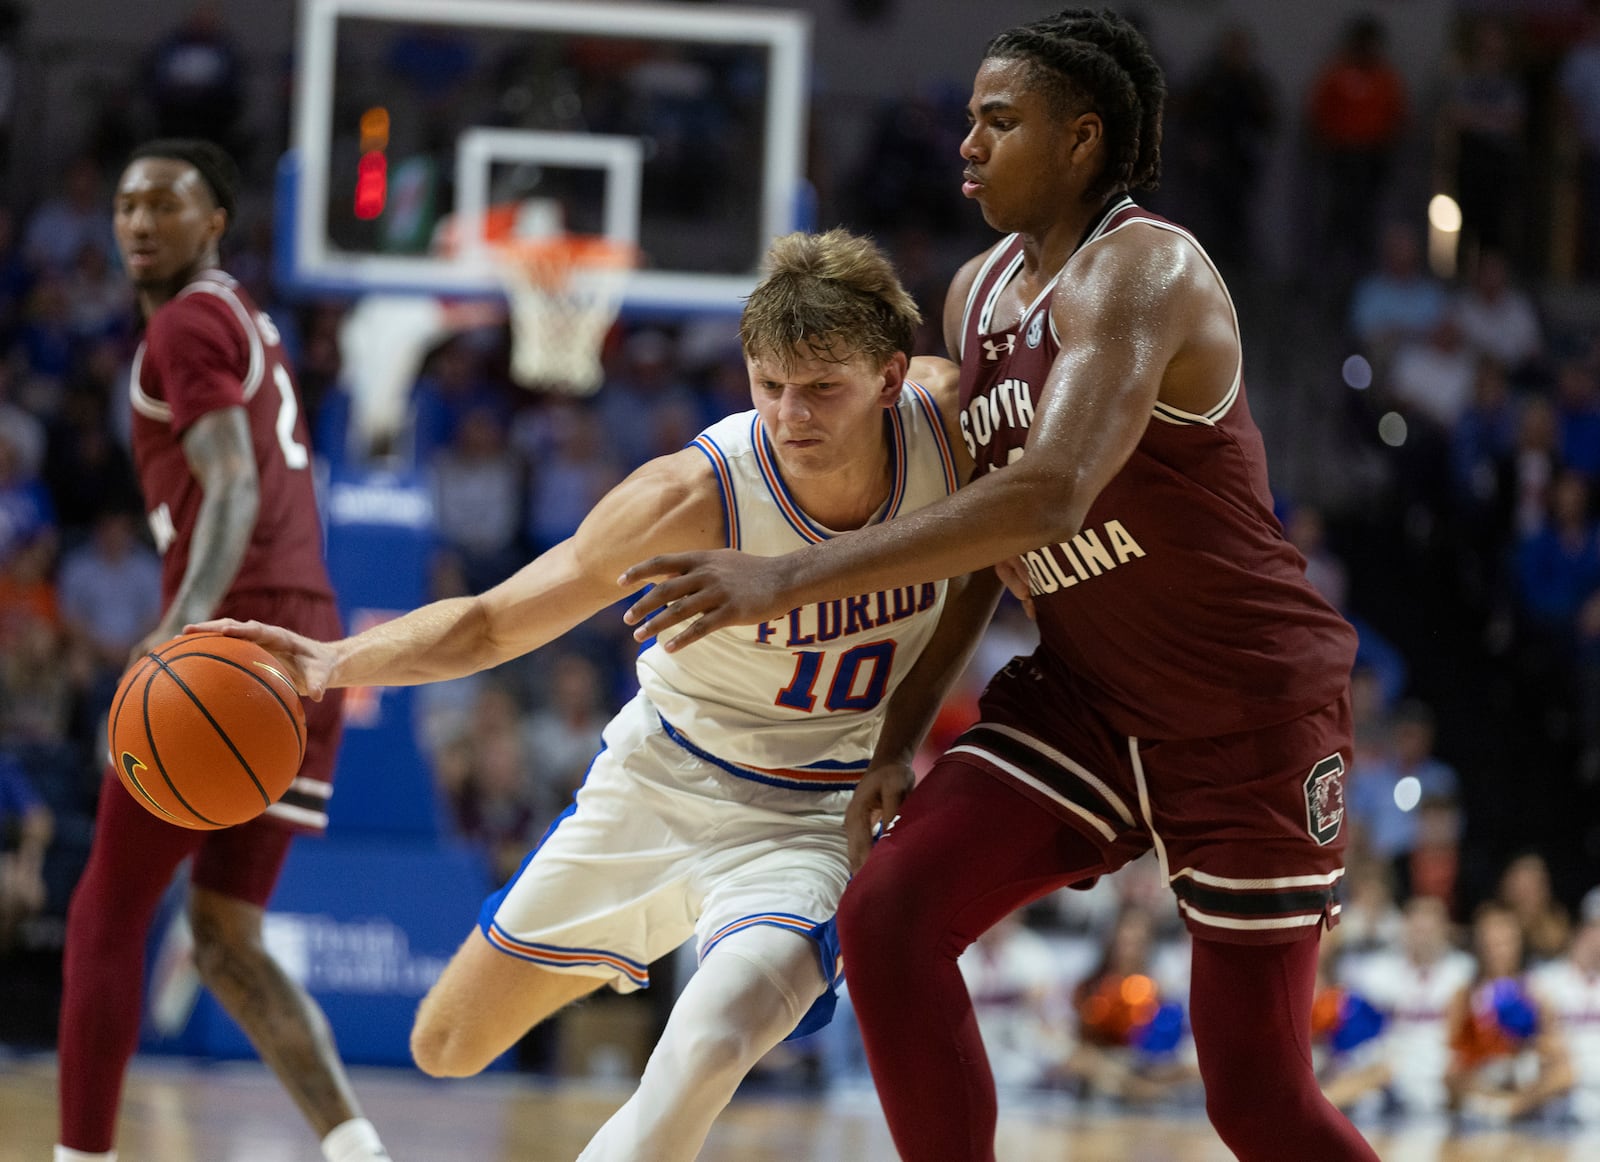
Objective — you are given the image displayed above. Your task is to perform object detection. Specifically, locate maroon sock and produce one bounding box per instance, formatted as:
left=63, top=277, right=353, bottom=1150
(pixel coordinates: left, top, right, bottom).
left=838, top=760, right=1107, bottom=1162
left=1189, top=934, right=1382, bottom=1161
left=58, top=772, right=201, bottom=1153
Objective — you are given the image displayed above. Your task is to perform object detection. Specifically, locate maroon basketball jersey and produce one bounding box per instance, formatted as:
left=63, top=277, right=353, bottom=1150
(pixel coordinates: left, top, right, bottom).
left=129, top=270, right=333, bottom=606
left=958, top=199, right=1357, bottom=740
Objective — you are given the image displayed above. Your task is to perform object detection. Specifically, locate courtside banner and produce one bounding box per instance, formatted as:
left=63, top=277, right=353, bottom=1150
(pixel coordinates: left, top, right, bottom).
left=322, top=466, right=442, bottom=839
left=146, top=839, right=498, bottom=1066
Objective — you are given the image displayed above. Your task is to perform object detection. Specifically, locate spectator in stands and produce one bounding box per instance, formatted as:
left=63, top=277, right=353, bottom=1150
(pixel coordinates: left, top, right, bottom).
left=1055, top=906, right=1199, bottom=1104
left=43, top=348, right=142, bottom=531
left=595, top=328, right=706, bottom=471
left=407, top=336, right=508, bottom=467
left=1173, top=24, right=1278, bottom=271
left=0, top=206, right=35, bottom=346
left=1560, top=2, right=1600, bottom=280
left=429, top=405, right=526, bottom=593
left=1513, top=469, right=1600, bottom=639
left=1557, top=359, right=1600, bottom=480
left=22, top=156, right=115, bottom=274
left=439, top=683, right=542, bottom=885
left=1308, top=15, right=1408, bottom=282
left=1349, top=664, right=1396, bottom=768
left=1531, top=889, right=1600, bottom=1125
left=1445, top=902, right=1572, bottom=1123
left=1453, top=250, right=1543, bottom=378
left=0, top=358, right=44, bottom=484
left=524, top=400, right=622, bottom=555
left=1312, top=940, right=1391, bottom=1115
left=1334, top=858, right=1404, bottom=956
left=522, top=651, right=607, bottom=810
left=0, top=613, right=77, bottom=746
left=56, top=507, right=163, bottom=713
left=1407, top=793, right=1463, bottom=911
left=957, top=911, right=1064, bottom=1091
left=1387, top=316, right=1479, bottom=433
left=1346, top=699, right=1460, bottom=894
left=18, top=274, right=76, bottom=390
left=0, top=424, right=54, bottom=567
left=1341, top=895, right=1475, bottom=1115
left=1348, top=222, right=1448, bottom=356
left=1453, top=356, right=1520, bottom=498
left=1496, top=852, right=1573, bottom=964
left=0, top=751, right=51, bottom=955
left=0, top=527, right=55, bottom=651
left=1286, top=505, right=1408, bottom=703
left=64, top=241, right=131, bottom=343
left=1441, top=19, right=1526, bottom=259
left=144, top=3, right=246, bottom=158
left=1506, top=395, right=1561, bottom=539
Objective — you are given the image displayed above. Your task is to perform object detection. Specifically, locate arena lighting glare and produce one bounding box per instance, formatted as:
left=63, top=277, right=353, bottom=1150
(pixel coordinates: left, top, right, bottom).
left=1428, top=193, right=1463, bottom=233
left=1342, top=354, right=1372, bottom=390
left=1378, top=411, right=1408, bottom=448
left=1393, top=775, right=1422, bottom=813
left=1427, top=193, right=1462, bottom=279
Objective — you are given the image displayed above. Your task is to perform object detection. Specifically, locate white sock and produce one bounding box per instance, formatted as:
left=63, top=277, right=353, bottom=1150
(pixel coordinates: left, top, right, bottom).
left=578, top=925, right=825, bottom=1162
left=55, top=1149, right=116, bottom=1162
left=321, top=1117, right=391, bottom=1162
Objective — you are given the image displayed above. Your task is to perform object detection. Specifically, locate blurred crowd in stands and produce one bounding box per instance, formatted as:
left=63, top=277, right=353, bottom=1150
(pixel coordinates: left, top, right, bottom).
left=1, top=0, right=1600, bottom=1133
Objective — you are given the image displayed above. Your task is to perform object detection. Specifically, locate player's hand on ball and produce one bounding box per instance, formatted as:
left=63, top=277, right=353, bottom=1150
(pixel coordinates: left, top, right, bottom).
left=845, top=761, right=915, bottom=873
left=620, top=549, right=791, bottom=652
left=184, top=618, right=334, bottom=700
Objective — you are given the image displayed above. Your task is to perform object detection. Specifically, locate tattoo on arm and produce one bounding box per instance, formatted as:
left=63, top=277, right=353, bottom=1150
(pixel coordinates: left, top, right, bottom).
left=164, top=408, right=261, bottom=630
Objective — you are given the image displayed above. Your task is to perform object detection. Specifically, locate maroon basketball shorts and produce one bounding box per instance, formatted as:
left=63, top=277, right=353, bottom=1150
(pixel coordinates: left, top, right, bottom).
left=948, top=658, right=1351, bottom=945
left=97, top=589, right=345, bottom=906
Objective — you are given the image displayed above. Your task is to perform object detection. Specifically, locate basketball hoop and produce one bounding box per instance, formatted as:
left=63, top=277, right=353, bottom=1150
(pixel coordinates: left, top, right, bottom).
left=496, top=235, right=636, bottom=396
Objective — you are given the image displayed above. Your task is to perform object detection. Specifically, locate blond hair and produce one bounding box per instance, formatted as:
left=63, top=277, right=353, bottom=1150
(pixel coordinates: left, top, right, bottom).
left=739, top=229, right=921, bottom=371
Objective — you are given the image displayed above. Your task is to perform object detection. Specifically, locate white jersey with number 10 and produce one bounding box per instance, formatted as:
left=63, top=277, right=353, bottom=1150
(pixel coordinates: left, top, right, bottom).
left=637, top=381, right=960, bottom=792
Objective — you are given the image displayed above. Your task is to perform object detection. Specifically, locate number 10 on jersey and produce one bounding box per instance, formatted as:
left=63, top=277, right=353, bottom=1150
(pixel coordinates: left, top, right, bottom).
left=775, top=641, right=898, bottom=713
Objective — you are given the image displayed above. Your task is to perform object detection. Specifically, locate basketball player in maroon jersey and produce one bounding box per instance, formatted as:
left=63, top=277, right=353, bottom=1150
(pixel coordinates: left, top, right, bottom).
left=55, top=141, right=390, bottom=1162
left=622, top=11, right=1379, bottom=1161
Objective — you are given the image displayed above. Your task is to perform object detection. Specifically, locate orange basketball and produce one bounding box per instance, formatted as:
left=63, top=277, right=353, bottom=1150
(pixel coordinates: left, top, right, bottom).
left=108, top=632, right=306, bottom=830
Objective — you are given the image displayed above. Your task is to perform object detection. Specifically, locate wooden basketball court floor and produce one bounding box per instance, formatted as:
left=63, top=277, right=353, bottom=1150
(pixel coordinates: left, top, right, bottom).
left=3, top=1055, right=1597, bottom=1161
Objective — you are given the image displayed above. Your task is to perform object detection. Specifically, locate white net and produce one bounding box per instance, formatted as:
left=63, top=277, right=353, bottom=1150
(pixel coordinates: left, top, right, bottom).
left=498, top=238, right=635, bottom=395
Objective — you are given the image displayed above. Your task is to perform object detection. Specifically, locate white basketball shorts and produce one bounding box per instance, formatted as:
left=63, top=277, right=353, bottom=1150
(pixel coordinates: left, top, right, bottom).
left=477, top=691, right=851, bottom=996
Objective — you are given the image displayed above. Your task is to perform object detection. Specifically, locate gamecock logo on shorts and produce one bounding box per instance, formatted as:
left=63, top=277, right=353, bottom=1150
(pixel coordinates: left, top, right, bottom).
left=1303, top=754, right=1346, bottom=846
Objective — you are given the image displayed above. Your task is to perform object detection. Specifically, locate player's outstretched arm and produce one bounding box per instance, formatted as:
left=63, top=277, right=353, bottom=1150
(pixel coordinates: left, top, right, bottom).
left=623, top=230, right=1203, bottom=650
left=195, top=449, right=725, bottom=696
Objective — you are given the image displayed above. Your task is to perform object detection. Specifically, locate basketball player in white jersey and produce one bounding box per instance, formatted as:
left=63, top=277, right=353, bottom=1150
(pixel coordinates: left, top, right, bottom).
left=196, top=229, right=992, bottom=1160
left=1532, top=895, right=1600, bottom=1125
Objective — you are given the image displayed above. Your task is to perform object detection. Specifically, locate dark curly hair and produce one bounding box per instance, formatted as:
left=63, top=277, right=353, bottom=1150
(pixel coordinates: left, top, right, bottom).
left=983, top=8, right=1165, bottom=199
left=128, top=138, right=240, bottom=228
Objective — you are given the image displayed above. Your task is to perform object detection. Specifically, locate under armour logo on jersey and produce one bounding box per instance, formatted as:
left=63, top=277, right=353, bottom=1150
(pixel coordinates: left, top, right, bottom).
left=982, top=335, right=1016, bottom=360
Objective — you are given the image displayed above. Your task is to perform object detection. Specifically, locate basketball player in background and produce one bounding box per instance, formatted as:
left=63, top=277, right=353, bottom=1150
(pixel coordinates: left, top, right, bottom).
left=55, top=141, right=390, bottom=1162
left=198, top=229, right=991, bottom=1161
left=621, top=10, right=1380, bottom=1160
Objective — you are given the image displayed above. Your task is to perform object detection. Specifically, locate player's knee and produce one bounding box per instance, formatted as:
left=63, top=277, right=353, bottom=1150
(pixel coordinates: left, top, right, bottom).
left=662, top=1022, right=757, bottom=1084
left=1202, top=1054, right=1319, bottom=1149
left=410, top=1010, right=491, bottom=1078
left=188, top=908, right=262, bottom=992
